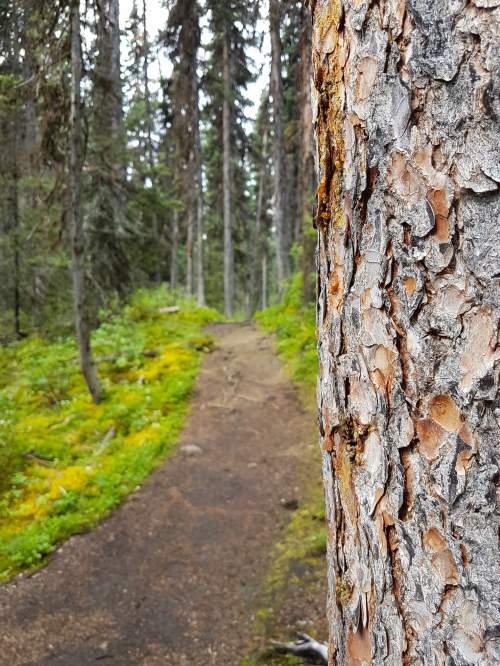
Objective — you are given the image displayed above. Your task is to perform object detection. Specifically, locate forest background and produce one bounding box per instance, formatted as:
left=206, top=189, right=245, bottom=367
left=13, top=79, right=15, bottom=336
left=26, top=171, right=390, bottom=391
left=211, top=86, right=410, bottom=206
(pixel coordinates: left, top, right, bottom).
left=0, top=0, right=315, bottom=345
left=0, top=0, right=318, bottom=587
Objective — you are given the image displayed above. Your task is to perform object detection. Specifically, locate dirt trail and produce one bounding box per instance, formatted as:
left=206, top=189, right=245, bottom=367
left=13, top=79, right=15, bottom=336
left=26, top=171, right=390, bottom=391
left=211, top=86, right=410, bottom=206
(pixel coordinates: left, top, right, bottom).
left=0, top=323, right=311, bottom=665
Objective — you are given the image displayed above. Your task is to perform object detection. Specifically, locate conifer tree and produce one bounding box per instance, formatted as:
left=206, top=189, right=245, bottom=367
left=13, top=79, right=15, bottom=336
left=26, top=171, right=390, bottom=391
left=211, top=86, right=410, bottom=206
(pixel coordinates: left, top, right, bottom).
left=69, top=0, right=103, bottom=403
left=164, top=0, right=205, bottom=304
left=203, top=0, right=257, bottom=315
left=88, top=0, right=130, bottom=295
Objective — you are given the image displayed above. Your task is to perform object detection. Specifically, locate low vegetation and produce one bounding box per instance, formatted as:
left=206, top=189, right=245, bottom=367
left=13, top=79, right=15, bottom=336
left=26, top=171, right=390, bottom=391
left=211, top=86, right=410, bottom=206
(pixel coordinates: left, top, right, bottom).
left=256, top=273, right=316, bottom=400
left=0, top=287, right=218, bottom=581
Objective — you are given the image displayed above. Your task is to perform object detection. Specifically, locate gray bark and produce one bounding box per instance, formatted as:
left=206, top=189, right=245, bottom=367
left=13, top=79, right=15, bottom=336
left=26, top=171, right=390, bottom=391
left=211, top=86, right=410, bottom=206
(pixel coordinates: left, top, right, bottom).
left=190, top=10, right=204, bottom=306
left=186, top=206, right=194, bottom=295
left=69, top=0, right=103, bottom=404
left=252, top=120, right=269, bottom=314
left=312, top=0, right=500, bottom=664
left=91, top=0, right=129, bottom=292
left=270, top=0, right=288, bottom=296
left=142, top=0, right=162, bottom=284
left=261, top=252, right=268, bottom=311
left=222, top=35, right=234, bottom=317
left=297, top=3, right=315, bottom=304
left=170, top=208, right=179, bottom=289
left=194, top=81, right=205, bottom=307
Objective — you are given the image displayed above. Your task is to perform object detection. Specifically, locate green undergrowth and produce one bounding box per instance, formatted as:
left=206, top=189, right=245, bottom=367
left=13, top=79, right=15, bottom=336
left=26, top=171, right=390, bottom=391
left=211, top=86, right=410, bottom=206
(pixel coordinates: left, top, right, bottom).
left=250, top=274, right=326, bottom=665
left=0, top=287, right=218, bottom=581
left=255, top=273, right=316, bottom=408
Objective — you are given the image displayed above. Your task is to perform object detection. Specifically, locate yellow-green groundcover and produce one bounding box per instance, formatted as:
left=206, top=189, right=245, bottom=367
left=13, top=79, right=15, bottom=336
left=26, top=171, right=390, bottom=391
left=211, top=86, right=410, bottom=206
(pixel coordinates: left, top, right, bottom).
left=0, top=287, right=218, bottom=580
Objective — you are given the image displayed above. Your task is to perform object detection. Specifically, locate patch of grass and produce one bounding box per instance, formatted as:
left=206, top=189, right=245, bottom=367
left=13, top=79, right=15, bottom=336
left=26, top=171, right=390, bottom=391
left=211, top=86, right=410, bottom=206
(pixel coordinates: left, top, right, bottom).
left=0, top=286, right=219, bottom=581
left=255, top=273, right=316, bottom=407
left=251, top=275, right=326, bottom=663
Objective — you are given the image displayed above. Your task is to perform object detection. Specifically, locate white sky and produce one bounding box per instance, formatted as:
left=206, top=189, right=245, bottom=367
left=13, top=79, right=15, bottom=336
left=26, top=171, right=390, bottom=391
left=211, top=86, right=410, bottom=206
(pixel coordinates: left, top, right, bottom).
left=120, top=0, right=269, bottom=121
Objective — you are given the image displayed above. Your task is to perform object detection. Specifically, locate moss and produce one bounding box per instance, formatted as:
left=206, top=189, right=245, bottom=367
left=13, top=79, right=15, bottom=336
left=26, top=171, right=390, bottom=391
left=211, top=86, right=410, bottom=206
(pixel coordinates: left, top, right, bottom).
left=0, top=286, right=219, bottom=581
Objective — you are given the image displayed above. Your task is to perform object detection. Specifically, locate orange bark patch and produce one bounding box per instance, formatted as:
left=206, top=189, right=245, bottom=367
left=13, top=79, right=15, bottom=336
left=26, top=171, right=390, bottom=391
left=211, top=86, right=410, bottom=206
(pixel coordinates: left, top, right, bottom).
left=427, top=188, right=450, bottom=243
left=458, top=422, right=474, bottom=447
left=423, top=528, right=459, bottom=585
left=387, top=152, right=425, bottom=204
left=423, top=527, right=446, bottom=553
left=460, top=308, right=500, bottom=393
left=313, top=0, right=342, bottom=54
left=403, top=276, right=417, bottom=297
left=335, top=440, right=358, bottom=525
left=347, top=625, right=372, bottom=664
left=415, top=418, right=445, bottom=462
left=429, top=395, right=462, bottom=432
left=433, top=215, right=450, bottom=242
left=323, top=433, right=335, bottom=453
left=431, top=550, right=459, bottom=585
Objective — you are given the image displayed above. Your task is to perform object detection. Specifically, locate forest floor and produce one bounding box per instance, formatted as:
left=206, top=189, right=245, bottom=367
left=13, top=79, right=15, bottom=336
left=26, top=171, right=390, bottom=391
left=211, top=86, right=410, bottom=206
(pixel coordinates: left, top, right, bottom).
left=0, top=322, right=326, bottom=665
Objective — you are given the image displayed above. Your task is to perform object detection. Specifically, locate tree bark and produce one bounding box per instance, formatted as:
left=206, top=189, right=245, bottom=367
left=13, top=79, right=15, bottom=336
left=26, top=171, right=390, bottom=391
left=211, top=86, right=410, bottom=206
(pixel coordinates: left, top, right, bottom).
left=251, top=119, right=269, bottom=314
left=222, top=34, right=234, bottom=317
left=91, top=0, right=129, bottom=292
left=297, top=3, right=315, bottom=304
left=142, top=0, right=162, bottom=284
left=312, top=1, right=500, bottom=664
left=170, top=208, right=179, bottom=289
left=69, top=0, right=103, bottom=404
left=261, top=252, right=268, bottom=311
left=270, top=0, right=288, bottom=296
left=194, top=107, right=205, bottom=307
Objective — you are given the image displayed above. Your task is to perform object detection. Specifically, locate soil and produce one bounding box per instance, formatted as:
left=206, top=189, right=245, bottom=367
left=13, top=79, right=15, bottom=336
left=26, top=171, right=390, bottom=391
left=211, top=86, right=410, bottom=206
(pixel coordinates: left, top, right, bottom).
left=0, top=323, right=321, bottom=666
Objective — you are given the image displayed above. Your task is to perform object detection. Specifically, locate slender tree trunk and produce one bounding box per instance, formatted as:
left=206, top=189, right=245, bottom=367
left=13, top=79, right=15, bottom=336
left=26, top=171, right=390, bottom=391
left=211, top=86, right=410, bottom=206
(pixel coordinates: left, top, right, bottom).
left=92, top=0, right=129, bottom=292
left=313, top=1, right=500, bottom=664
left=11, top=105, right=21, bottom=341
left=251, top=121, right=269, bottom=313
left=170, top=208, right=179, bottom=289
left=270, top=0, right=287, bottom=296
left=261, top=252, right=267, bottom=311
left=69, top=0, right=103, bottom=404
left=186, top=207, right=194, bottom=295
left=297, top=4, right=315, bottom=304
left=11, top=12, right=22, bottom=339
left=222, top=35, right=234, bottom=317
left=142, top=0, right=161, bottom=284
left=194, top=110, right=205, bottom=307
left=12, top=184, right=21, bottom=339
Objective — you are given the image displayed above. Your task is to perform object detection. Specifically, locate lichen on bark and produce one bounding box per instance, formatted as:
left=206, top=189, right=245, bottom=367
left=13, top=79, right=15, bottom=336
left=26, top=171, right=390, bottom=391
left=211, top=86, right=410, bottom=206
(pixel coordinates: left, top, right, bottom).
left=312, top=0, right=500, bottom=663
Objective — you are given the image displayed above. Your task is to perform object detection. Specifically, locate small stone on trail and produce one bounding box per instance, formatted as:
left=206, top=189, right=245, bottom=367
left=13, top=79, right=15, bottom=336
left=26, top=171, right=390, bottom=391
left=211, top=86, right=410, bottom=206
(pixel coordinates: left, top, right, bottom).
left=180, top=444, right=203, bottom=456
left=280, top=498, right=299, bottom=510
left=247, top=462, right=258, bottom=468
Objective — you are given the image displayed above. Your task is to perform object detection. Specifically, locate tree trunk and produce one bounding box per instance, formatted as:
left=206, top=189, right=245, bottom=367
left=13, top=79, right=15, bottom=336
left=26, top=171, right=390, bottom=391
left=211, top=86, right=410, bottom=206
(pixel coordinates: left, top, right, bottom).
left=270, top=0, right=288, bottom=296
left=312, top=1, right=500, bottom=664
left=297, top=3, right=315, bottom=304
left=69, top=0, right=103, bottom=404
left=261, top=252, right=268, bottom=311
left=142, top=0, right=161, bottom=284
left=194, top=110, right=205, bottom=307
left=251, top=120, right=269, bottom=314
left=222, top=35, right=234, bottom=317
left=170, top=208, right=179, bottom=289
left=186, top=207, right=194, bottom=295
left=91, top=0, right=129, bottom=293
left=10, top=9, right=22, bottom=339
